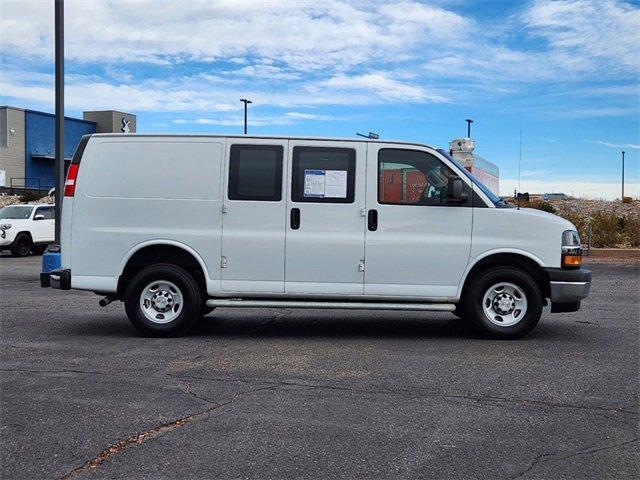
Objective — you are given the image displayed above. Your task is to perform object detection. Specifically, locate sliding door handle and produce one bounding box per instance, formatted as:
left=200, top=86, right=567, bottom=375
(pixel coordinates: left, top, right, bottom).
left=290, top=208, right=300, bottom=230
left=368, top=209, right=378, bottom=231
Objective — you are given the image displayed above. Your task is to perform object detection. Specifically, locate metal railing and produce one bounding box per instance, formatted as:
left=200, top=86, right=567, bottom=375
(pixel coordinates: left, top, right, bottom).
left=7, top=177, right=55, bottom=195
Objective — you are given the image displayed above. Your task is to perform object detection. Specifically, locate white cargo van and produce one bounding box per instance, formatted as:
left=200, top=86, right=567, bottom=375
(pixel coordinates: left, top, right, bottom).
left=41, top=134, right=591, bottom=338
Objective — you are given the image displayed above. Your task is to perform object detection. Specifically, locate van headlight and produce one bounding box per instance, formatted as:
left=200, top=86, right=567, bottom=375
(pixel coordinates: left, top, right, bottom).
left=561, top=230, right=582, bottom=269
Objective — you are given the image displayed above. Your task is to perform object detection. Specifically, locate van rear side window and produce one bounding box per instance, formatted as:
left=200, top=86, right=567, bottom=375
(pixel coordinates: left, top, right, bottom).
left=228, top=145, right=283, bottom=201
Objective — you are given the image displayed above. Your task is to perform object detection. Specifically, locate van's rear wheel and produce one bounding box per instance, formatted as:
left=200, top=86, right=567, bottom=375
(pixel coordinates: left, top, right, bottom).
left=124, top=264, right=201, bottom=336
left=464, top=267, right=542, bottom=339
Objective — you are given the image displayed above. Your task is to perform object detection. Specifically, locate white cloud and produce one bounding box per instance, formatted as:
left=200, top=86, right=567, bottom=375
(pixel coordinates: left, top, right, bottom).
left=501, top=178, right=639, bottom=200
left=586, top=140, right=640, bottom=149
left=523, top=0, right=640, bottom=74
left=1, top=0, right=638, bottom=120
left=319, top=72, right=447, bottom=102
left=0, top=0, right=468, bottom=71
left=172, top=111, right=344, bottom=127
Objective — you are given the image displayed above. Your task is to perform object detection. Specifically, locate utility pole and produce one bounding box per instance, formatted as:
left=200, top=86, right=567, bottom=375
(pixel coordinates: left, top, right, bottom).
left=54, top=0, right=64, bottom=243
left=518, top=130, right=522, bottom=195
left=621, top=150, right=625, bottom=200
left=465, top=118, right=473, bottom=138
left=239, top=98, right=252, bottom=135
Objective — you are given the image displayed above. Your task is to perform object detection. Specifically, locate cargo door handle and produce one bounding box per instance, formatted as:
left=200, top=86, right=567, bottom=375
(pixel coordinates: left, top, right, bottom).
left=368, top=209, right=378, bottom=231
left=290, top=208, right=300, bottom=230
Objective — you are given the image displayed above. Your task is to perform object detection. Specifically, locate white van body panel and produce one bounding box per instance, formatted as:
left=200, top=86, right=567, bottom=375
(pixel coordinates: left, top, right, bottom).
left=70, top=137, right=224, bottom=294
left=363, top=143, right=472, bottom=298
left=471, top=207, right=574, bottom=269
left=60, top=198, right=73, bottom=269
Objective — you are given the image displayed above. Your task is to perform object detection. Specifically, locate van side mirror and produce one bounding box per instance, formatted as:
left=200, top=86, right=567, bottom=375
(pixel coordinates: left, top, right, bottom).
left=34, top=214, right=45, bottom=220
left=447, top=177, right=468, bottom=203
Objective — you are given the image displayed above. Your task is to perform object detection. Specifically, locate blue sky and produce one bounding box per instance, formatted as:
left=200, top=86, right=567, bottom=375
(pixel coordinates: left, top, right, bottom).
left=1, top=0, right=638, bottom=198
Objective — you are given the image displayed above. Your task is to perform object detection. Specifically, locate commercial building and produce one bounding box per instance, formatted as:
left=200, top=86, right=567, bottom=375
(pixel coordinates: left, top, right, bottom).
left=449, top=137, right=500, bottom=196
left=0, top=106, right=136, bottom=190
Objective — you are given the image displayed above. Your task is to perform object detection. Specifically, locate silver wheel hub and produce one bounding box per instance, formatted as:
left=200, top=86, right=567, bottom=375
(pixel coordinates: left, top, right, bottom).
left=140, top=280, right=183, bottom=324
left=482, top=282, right=527, bottom=327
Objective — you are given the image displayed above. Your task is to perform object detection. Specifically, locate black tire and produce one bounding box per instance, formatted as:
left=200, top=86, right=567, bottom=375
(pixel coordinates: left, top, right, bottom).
left=124, top=263, right=201, bottom=337
left=10, top=233, right=32, bottom=257
left=463, top=267, right=543, bottom=339
left=31, top=244, right=48, bottom=255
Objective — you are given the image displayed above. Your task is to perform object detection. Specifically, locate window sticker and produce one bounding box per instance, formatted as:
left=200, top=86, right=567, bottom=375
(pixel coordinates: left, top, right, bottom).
left=325, top=170, right=348, bottom=198
left=303, top=169, right=348, bottom=198
left=304, top=169, right=326, bottom=197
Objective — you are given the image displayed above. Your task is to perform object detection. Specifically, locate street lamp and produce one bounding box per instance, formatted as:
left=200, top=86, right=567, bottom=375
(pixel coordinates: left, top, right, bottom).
left=239, top=98, right=252, bottom=135
left=622, top=150, right=625, bottom=200
left=465, top=118, right=473, bottom=138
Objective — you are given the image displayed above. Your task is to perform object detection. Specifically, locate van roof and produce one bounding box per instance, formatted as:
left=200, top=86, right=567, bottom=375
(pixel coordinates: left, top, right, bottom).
left=89, top=133, right=435, bottom=149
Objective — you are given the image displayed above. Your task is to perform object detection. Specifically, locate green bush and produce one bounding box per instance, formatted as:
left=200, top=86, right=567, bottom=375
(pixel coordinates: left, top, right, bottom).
left=590, top=212, right=623, bottom=247
left=18, top=190, right=46, bottom=203
left=623, top=217, right=640, bottom=248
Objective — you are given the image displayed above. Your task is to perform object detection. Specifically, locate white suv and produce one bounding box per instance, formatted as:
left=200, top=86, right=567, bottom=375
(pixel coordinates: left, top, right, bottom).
left=0, top=204, right=55, bottom=257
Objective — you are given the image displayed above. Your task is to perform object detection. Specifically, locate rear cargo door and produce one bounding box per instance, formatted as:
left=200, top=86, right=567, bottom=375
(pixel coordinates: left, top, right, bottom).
left=221, top=139, right=288, bottom=293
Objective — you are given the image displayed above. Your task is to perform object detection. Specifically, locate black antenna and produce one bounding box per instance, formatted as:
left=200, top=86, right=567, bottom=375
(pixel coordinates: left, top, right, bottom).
left=465, top=118, right=473, bottom=138
left=356, top=132, right=379, bottom=139
left=517, top=130, right=522, bottom=210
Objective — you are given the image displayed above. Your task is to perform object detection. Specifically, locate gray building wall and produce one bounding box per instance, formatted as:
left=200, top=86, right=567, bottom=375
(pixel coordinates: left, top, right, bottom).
left=83, top=110, right=136, bottom=133
left=0, top=107, right=26, bottom=187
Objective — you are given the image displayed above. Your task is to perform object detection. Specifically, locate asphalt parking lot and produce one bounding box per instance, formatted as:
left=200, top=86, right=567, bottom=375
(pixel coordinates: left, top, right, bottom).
left=1, top=255, right=638, bottom=479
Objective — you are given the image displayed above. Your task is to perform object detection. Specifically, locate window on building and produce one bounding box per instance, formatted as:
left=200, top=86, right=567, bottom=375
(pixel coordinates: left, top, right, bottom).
left=228, top=145, right=283, bottom=201
left=378, top=149, right=465, bottom=206
left=291, top=147, right=356, bottom=203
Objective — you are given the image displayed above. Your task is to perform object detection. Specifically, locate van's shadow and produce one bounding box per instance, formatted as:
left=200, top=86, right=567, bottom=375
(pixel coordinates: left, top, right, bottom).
left=66, top=309, right=555, bottom=341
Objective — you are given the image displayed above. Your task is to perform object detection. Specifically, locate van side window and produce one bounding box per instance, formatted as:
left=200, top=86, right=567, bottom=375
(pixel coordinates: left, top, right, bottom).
left=228, top=145, right=283, bottom=201
left=291, top=147, right=356, bottom=203
left=378, top=149, right=466, bottom=206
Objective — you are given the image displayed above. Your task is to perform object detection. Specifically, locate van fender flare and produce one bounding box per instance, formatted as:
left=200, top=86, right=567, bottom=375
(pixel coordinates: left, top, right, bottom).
left=456, top=248, right=546, bottom=300
left=119, top=239, right=212, bottom=285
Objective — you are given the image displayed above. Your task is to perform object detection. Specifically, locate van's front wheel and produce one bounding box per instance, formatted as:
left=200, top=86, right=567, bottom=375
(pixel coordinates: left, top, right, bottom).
left=124, top=264, right=201, bottom=337
left=464, top=267, right=543, bottom=339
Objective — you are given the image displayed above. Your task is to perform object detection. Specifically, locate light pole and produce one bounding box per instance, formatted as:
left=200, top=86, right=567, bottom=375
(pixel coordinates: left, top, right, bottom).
left=239, top=98, right=252, bottom=135
left=465, top=118, right=473, bottom=138
left=622, top=150, right=625, bottom=200
left=54, top=0, right=64, bottom=243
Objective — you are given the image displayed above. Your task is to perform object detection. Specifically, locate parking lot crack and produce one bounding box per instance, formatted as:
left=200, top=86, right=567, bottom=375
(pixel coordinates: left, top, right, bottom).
left=57, top=385, right=273, bottom=480
left=506, top=437, right=639, bottom=479
left=166, top=373, right=639, bottom=417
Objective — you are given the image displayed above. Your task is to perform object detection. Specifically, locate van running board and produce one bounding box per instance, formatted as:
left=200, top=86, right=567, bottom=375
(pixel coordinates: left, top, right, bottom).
left=205, top=299, right=456, bottom=312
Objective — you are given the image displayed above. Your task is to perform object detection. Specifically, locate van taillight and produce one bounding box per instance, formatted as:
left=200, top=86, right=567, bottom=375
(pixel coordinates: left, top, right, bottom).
left=64, top=164, right=80, bottom=196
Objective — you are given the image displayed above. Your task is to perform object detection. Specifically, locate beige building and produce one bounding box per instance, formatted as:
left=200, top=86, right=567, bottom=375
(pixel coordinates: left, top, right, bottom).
left=0, top=107, right=26, bottom=188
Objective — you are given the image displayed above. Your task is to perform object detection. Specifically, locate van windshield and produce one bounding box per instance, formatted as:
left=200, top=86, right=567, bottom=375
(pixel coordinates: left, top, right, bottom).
left=437, top=149, right=510, bottom=207
left=0, top=206, right=34, bottom=219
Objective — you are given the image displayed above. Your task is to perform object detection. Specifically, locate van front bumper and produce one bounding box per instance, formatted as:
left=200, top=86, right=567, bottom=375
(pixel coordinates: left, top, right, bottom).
left=546, top=268, right=591, bottom=312
left=40, top=269, right=71, bottom=290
